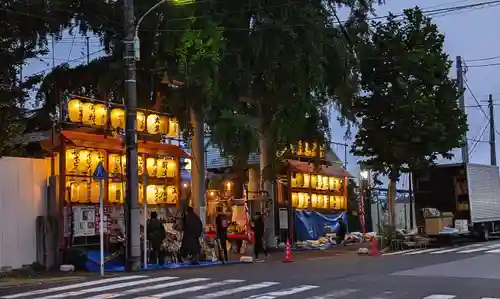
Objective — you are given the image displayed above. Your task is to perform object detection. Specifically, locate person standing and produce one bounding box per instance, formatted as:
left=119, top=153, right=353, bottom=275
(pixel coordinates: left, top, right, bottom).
left=336, top=218, right=347, bottom=246
left=147, top=211, right=166, bottom=264
left=251, top=212, right=270, bottom=261
left=215, top=210, right=229, bottom=263
left=182, top=206, right=203, bottom=264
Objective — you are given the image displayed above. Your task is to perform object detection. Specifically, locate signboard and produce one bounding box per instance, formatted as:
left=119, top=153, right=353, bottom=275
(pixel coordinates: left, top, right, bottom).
left=279, top=208, right=289, bottom=230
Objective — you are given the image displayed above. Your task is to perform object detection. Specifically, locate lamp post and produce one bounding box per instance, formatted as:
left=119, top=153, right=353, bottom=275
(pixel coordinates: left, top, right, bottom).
left=123, top=0, right=194, bottom=271
left=359, top=166, right=371, bottom=234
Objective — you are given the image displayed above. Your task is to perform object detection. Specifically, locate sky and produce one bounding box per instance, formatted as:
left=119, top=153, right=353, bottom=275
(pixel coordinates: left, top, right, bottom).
left=22, top=0, right=500, bottom=189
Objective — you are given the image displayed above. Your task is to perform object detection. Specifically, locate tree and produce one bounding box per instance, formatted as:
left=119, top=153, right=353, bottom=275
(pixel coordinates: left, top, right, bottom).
left=351, top=7, right=468, bottom=228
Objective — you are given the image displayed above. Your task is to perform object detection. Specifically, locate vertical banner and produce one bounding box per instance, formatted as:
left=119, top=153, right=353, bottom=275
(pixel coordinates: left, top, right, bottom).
left=243, top=186, right=254, bottom=243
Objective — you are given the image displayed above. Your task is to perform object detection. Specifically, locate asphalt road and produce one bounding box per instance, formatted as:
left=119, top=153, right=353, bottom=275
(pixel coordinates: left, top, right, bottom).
left=3, top=241, right=500, bottom=299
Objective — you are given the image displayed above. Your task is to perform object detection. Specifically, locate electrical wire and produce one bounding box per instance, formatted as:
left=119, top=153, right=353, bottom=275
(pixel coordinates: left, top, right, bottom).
left=469, top=120, right=488, bottom=158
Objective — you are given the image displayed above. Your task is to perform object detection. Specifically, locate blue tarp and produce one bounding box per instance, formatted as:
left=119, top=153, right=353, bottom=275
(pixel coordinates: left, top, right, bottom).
left=294, top=210, right=347, bottom=241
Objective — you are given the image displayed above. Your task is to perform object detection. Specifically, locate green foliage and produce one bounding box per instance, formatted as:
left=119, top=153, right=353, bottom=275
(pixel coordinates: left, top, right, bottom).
left=352, top=7, right=468, bottom=179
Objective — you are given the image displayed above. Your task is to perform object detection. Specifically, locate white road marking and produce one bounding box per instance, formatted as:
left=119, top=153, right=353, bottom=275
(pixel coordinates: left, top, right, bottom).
left=38, top=277, right=176, bottom=299
left=405, top=248, right=442, bottom=255
left=193, top=282, right=280, bottom=298
left=484, top=248, right=500, bottom=253
left=429, top=244, right=481, bottom=254
left=0, top=275, right=147, bottom=299
left=84, top=278, right=210, bottom=299
left=139, top=279, right=244, bottom=298
left=241, top=285, right=318, bottom=298
left=422, top=295, right=456, bottom=299
left=383, top=249, right=420, bottom=256
left=481, top=297, right=500, bottom=299
left=303, top=289, right=360, bottom=299
left=457, top=243, right=500, bottom=253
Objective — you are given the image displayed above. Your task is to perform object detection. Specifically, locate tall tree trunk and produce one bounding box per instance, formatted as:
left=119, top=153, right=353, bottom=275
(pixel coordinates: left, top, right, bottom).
left=259, top=127, right=276, bottom=248
left=190, top=108, right=206, bottom=229
left=388, top=166, right=398, bottom=230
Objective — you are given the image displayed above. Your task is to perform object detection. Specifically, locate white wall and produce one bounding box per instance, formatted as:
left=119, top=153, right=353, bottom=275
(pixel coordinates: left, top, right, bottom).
left=0, top=157, right=49, bottom=269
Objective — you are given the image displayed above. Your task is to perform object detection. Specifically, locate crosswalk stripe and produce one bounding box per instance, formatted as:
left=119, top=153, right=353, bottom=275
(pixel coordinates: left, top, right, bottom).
left=457, top=243, right=500, bottom=253
left=242, top=285, right=319, bottom=299
left=484, top=248, right=500, bottom=253
left=193, top=282, right=280, bottom=298
left=405, top=248, right=442, bottom=255
left=136, top=279, right=244, bottom=298
left=422, top=295, right=456, bottom=299
left=38, top=277, right=176, bottom=299
left=383, top=249, right=420, bottom=256
left=303, top=289, right=360, bottom=299
left=0, top=275, right=147, bottom=299
left=429, top=244, right=481, bottom=254
left=84, top=278, right=210, bottom=299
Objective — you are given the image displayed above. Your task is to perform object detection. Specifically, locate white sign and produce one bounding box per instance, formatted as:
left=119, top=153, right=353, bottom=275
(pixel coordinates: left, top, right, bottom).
left=279, top=208, right=288, bottom=230
left=455, top=219, right=469, bottom=233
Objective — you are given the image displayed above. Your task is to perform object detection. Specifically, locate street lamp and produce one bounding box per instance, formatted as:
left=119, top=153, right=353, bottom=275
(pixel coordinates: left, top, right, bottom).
left=134, top=0, right=195, bottom=61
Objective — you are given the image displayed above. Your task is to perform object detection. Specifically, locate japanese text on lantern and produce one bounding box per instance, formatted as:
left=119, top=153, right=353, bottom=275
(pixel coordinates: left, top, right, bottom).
left=288, top=141, right=325, bottom=158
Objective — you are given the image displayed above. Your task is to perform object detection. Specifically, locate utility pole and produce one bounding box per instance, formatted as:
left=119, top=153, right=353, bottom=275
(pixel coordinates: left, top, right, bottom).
left=456, top=56, right=469, bottom=164
left=123, top=0, right=141, bottom=271
left=86, top=36, right=90, bottom=64
left=489, top=94, right=497, bottom=166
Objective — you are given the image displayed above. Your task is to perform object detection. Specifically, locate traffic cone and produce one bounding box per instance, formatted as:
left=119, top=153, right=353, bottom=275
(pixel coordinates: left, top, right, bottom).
left=282, top=239, right=294, bottom=262
left=370, top=236, right=380, bottom=256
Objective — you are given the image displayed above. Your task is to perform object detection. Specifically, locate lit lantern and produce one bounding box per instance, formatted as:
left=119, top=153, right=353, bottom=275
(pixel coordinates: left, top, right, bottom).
left=156, top=158, right=167, bottom=178
left=317, top=175, right=323, bottom=189
left=110, top=108, right=125, bottom=129
left=146, top=185, right=157, bottom=204
left=90, top=150, right=105, bottom=173
left=138, top=156, right=144, bottom=176
left=291, top=173, right=298, bottom=188
left=298, top=192, right=307, bottom=209
left=81, top=102, right=95, bottom=125
left=147, top=114, right=161, bottom=134
left=158, top=116, right=169, bottom=134
left=109, top=154, right=123, bottom=176
left=94, top=104, right=107, bottom=126
left=225, top=181, right=232, bottom=191
left=291, top=192, right=299, bottom=207
left=311, top=194, right=318, bottom=207
left=67, top=99, right=83, bottom=123
left=323, top=196, right=329, bottom=209
left=311, top=175, right=317, bottom=189
left=303, top=173, right=310, bottom=188
left=166, top=185, right=177, bottom=204
left=322, top=176, right=329, bottom=190
left=137, top=111, right=146, bottom=132
left=70, top=181, right=89, bottom=203
left=183, top=158, right=191, bottom=171
left=329, top=177, right=335, bottom=191
left=66, top=149, right=80, bottom=173
left=168, top=118, right=179, bottom=137
left=295, top=173, right=303, bottom=188
left=109, top=181, right=124, bottom=204
left=78, top=150, right=92, bottom=175
left=297, top=141, right=304, bottom=156
left=319, top=144, right=325, bottom=158
left=138, top=184, right=144, bottom=204
left=121, top=155, right=126, bottom=174
left=166, top=159, right=176, bottom=178
left=146, top=157, right=157, bottom=177
left=90, top=181, right=100, bottom=203
left=304, top=142, right=311, bottom=156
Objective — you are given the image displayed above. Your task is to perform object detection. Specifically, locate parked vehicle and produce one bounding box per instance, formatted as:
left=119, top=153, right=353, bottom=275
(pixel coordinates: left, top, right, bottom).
left=413, top=163, right=500, bottom=241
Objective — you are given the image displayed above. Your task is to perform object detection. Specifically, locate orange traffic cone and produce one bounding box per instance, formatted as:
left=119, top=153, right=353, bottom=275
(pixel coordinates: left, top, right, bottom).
left=282, top=239, right=294, bottom=262
left=370, top=236, right=380, bottom=256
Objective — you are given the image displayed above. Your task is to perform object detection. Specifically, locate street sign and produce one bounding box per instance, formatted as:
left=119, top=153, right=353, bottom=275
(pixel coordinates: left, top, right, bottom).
left=92, top=161, right=106, bottom=276
left=93, top=162, right=107, bottom=180
left=279, top=208, right=288, bottom=230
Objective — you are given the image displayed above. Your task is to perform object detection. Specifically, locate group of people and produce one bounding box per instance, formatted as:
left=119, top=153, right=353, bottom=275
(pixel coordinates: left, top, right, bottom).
left=147, top=206, right=204, bottom=265
left=215, top=211, right=270, bottom=263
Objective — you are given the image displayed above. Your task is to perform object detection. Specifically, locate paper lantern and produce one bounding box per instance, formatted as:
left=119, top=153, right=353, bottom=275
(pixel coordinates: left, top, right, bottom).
left=109, top=181, right=124, bottom=204
left=159, top=116, right=169, bottom=134
left=322, top=176, right=329, bottom=190
left=138, top=156, right=144, bottom=175
left=166, top=160, right=176, bottom=178
left=77, top=150, right=92, bottom=175
left=311, top=175, right=317, bottom=189
left=109, top=154, right=123, bottom=176
left=166, top=185, right=178, bottom=204
left=94, top=104, right=107, bottom=126
left=67, top=99, right=83, bottom=123
left=68, top=181, right=89, bottom=203
left=147, top=114, right=161, bottom=134
left=168, top=118, right=179, bottom=137
left=81, top=102, right=95, bottom=125
left=110, top=108, right=125, bottom=129
left=317, top=175, right=323, bottom=189
left=146, top=157, right=157, bottom=177
left=137, top=111, right=146, bottom=132
left=311, top=194, right=318, bottom=208
left=90, top=181, right=100, bottom=203
left=303, top=173, right=310, bottom=188
left=66, top=149, right=80, bottom=174
left=156, top=158, right=167, bottom=178
left=291, top=192, right=299, bottom=208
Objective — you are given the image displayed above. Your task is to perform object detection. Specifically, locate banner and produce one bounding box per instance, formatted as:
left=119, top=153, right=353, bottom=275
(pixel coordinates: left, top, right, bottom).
left=243, top=186, right=254, bottom=243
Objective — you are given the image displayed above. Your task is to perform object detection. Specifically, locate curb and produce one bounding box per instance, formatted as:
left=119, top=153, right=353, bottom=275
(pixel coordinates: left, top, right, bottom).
left=0, top=276, right=86, bottom=289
